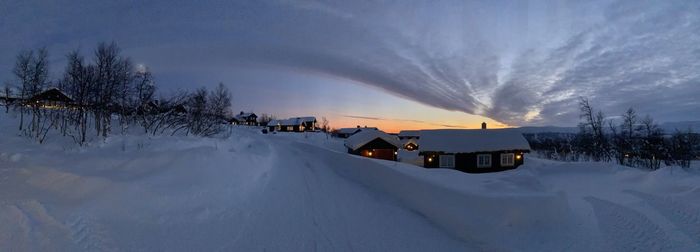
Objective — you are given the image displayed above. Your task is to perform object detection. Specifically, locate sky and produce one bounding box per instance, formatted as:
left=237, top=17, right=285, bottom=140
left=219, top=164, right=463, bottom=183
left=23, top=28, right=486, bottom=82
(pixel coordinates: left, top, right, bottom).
left=1, top=0, right=699, bottom=132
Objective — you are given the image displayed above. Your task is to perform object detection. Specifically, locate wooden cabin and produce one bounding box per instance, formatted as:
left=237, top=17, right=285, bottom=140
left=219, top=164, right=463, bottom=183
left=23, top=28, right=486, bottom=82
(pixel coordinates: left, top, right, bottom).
left=419, top=129, right=531, bottom=173
left=234, top=112, right=258, bottom=126
left=267, top=117, right=317, bottom=132
left=345, top=130, right=401, bottom=161
left=28, top=88, right=73, bottom=109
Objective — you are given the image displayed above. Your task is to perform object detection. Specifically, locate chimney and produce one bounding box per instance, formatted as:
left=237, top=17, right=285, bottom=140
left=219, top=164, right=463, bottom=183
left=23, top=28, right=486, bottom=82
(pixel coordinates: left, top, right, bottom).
left=481, top=122, right=487, bottom=129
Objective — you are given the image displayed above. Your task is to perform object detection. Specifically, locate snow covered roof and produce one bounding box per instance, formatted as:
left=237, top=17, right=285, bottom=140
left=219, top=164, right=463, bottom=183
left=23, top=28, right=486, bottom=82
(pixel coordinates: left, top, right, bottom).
left=402, top=138, right=419, bottom=146
left=419, top=129, right=531, bottom=153
left=30, top=87, right=73, bottom=102
left=272, top=117, right=316, bottom=126
left=337, top=128, right=361, bottom=134
left=398, top=130, right=420, bottom=137
left=235, top=112, right=257, bottom=121
left=344, top=130, right=401, bottom=151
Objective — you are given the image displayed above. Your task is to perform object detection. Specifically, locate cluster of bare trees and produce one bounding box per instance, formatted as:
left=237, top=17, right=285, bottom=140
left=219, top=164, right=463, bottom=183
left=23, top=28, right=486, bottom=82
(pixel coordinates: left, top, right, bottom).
left=11, top=48, right=54, bottom=143
left=527, top=98, right=699, bottom=170
left=4, top=42, right=232, bottom=145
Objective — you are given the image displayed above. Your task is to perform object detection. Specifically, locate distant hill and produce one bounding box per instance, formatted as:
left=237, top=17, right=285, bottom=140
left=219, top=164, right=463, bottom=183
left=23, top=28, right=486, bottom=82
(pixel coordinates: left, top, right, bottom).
left=658, top=121, right=700, bottom=133
left=514, top=121, right=700, bottom=134
left=512, top=126, right=578, bottom=134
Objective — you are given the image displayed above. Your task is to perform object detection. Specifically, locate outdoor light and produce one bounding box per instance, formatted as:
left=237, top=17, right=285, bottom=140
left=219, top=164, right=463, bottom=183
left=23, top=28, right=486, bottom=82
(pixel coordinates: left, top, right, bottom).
left=428, top=157, right=433, bottom=162
left=368, top=151, right=373, bottom=156
left=516, top=154, right=522, bottom=160
left=394, top=151, right=398, bottom=155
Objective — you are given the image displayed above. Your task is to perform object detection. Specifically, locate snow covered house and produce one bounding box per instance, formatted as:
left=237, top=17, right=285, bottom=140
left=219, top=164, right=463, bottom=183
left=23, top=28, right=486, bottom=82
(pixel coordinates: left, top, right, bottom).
left=333, top=127, right=378, bottom=138
left=233, top=112, right=258, bottom=126
left=28, top=88, right=73, bottom=109
left=267, top=117, right=317, bottom=132
left=419, top=129, right=531, bottom=173
left=345, top=130, right=401, bottom=161
left=398, top=130, right=420, bottom=151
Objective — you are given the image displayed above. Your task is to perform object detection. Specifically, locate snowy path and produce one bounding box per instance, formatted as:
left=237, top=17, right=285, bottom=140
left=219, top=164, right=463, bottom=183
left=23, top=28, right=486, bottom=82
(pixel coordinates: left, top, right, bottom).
left=228, top=138, right=468, bottom=251
left=0, top=131, right=470, bottom=251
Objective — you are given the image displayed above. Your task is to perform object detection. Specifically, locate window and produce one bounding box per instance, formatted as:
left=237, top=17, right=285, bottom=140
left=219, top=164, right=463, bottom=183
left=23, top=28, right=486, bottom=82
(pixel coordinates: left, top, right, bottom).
left=286, top=126, right=293, bottom=131
left=439, top=155, right=455, bottom=168
left=477, top=154, right=491, bottom=168
left=501, top=153, right=515, bottom=166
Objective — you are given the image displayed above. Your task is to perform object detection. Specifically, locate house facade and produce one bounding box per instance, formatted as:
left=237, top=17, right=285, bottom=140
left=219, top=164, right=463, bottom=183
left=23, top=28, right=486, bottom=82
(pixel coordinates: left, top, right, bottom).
left=418, top=129, right=531, bottom=173
left=28, top=88, right=73, bottom=109
left=345, top=130, right=400, bottom=161
left=267, top=117, right=317, bottom=132
left=234, top=112, right=258, bottom=126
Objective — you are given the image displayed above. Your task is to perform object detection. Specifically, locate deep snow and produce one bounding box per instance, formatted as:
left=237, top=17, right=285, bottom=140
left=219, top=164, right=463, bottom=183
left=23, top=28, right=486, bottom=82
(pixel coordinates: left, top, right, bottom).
left=1, top=115, right=700, bottom=251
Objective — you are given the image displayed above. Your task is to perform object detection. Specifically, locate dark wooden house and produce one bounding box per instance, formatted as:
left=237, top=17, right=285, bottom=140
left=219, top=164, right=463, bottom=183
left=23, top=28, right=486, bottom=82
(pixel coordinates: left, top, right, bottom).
left=345, top=130, right=401, bottom=161
left=28, top=88, right=73, bottom=108
left=419, top=129, right=531, bottom=173
left=234, top=112, right=258, bottom=126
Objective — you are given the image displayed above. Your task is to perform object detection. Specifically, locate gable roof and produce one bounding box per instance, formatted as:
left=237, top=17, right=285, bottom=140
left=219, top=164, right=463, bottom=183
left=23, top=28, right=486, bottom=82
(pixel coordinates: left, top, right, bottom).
left=419, top=129, right=531, bottom=153
left=29, top=88, right=73, bottom=102
left=336, top=128, right=361, bottom=134
left=235, top=112, right=257, bottom=121
left=344, top=130, right=401, bottom=151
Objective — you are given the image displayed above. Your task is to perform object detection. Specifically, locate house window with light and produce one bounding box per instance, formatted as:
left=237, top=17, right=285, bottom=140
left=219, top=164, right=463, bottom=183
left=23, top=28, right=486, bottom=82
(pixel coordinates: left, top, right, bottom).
left=501, top=153, right=515, bottom=166
left=477, top=154, right=491, bottom=168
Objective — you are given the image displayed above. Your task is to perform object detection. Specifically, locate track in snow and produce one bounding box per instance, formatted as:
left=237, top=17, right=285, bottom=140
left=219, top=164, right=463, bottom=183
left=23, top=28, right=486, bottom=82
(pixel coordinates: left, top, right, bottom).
left=626, top=191, right=700, bottom=246
left=585, top=196, right=672, bottom=251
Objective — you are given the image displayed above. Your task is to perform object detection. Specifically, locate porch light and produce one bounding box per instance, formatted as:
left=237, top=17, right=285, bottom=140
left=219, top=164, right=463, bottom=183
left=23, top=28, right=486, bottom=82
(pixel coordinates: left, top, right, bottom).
left=428, top=157, right=433, bottom=162
left=394, top=151, right=398, bottom=155
left=368, top=151, right=373, bottom=156
left=516, top=154, right=522, bottom=160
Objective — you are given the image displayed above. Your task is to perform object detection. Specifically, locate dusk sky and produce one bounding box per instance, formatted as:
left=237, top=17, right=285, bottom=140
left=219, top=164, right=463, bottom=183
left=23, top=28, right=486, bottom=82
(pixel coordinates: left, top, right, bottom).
left=1, top=0, right=699, bottom=132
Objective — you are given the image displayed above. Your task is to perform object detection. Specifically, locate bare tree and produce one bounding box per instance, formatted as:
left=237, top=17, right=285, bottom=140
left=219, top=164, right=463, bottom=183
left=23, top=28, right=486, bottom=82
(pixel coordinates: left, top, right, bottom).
left=13, top=50, right=34, bottom=131
left=321, top=117, right=329, bottom=132
left=63, top=50, right=96, bottom=145
left=577, top=97, right=610, bottom=161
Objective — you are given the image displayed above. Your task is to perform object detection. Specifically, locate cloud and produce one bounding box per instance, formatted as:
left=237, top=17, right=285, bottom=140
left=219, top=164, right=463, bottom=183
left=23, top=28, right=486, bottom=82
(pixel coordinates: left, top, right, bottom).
left=341, top=115, right=463, bottom=128
left=1, top=0, right=699, bottom=126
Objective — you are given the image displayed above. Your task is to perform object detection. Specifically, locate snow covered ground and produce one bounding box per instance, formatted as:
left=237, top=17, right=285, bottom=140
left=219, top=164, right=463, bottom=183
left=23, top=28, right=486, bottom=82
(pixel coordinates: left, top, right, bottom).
left=1, top=116, right=699, bottom=251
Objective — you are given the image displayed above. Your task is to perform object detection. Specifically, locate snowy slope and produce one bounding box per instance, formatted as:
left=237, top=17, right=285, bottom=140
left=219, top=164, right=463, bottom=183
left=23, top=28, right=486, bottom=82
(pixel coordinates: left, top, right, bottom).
left=1, top=114, right=700, bottom=251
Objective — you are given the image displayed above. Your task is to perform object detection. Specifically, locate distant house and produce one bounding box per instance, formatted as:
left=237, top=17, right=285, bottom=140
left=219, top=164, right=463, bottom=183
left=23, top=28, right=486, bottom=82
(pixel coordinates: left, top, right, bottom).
left=419, top=129, right=531, bottom=173
left=333, top=126, right=378, bottom=138
left=267, top=117, right=317, bottom=132
left=398, top=130, right=420, bottom=151
left=345, top=130, right=401, bottom=161
left=28, top=88, right=73, bottom=109
left=234, top=112, right=258, bottom=126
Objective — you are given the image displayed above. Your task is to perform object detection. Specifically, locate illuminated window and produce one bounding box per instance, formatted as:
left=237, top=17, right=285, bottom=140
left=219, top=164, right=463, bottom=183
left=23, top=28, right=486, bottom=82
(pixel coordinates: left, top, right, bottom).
left=439, top=155, right=455, bottom=168
left=477, top=154, right=491, bottom=168
left=501, top=153, right=515, bottom=166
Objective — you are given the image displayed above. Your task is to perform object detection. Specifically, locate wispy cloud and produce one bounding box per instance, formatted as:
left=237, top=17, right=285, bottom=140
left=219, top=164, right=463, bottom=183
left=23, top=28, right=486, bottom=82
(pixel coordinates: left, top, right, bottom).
left=1, top=0, right=698, bottom=126
left=341, top=114, right=464, bottom=128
